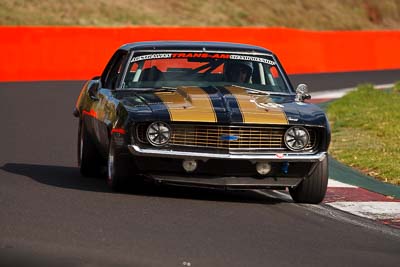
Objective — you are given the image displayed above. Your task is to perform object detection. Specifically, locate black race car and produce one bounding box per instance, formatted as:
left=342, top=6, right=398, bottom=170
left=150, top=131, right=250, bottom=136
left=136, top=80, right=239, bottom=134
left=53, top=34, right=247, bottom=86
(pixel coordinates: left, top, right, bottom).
left=73, top=41, right=330, bottom=204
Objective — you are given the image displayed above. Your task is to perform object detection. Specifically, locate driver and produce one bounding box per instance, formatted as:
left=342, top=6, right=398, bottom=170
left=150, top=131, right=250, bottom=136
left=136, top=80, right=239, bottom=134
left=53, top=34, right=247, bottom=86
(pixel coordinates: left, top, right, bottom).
left=223, top=61, right=253, bottom=83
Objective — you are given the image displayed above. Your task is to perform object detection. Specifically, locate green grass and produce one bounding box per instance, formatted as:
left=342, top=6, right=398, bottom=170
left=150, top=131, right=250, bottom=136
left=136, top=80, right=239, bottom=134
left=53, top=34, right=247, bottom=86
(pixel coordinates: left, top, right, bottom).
left=327, top=84, right=400, bottom=185
left=1, top=0, right=400, bottom=30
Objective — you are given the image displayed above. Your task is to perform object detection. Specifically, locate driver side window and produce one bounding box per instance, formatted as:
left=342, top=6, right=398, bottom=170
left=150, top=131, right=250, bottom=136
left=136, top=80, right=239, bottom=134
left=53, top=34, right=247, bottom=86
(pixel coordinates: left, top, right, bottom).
left=103, top=51, right=128, bottom=89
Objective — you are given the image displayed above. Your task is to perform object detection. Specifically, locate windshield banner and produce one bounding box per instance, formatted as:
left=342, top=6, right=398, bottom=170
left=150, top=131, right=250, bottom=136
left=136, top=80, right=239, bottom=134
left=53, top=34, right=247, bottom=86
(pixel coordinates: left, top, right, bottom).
left=131, top=53, right=276, bottom=65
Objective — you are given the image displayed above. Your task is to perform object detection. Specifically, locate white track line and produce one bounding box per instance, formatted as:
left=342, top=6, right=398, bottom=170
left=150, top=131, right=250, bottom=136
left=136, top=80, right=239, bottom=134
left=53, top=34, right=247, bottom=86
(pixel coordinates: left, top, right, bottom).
left=311, top=83, right=394, bottom=99
left=253, top=178, right=356, bottom=200
left=327, top=179, right=357, bottom=188
left=326, top=202, right=400, bottom=220
left=253, top=178, right=356, bottom=201
left=252, top=83, right=399, bottom=227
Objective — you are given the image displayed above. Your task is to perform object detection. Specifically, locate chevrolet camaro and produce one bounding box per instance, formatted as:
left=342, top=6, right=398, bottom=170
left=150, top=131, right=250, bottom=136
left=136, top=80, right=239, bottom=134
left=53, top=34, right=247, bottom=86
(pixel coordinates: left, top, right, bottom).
left=73, top=41, right=330, bottom=204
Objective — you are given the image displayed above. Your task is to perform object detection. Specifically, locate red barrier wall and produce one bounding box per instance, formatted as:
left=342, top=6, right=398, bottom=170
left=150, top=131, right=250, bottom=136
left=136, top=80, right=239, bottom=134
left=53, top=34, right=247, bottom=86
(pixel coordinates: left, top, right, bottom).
left=1, top=26, right=399, bottom=81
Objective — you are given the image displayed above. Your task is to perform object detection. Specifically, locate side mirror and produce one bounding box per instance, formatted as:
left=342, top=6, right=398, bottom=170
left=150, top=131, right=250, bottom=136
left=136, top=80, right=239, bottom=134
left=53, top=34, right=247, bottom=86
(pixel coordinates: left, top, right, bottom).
left=88, top=80, right=100, bottom=101
left=295, top=84, right=311, bottom=102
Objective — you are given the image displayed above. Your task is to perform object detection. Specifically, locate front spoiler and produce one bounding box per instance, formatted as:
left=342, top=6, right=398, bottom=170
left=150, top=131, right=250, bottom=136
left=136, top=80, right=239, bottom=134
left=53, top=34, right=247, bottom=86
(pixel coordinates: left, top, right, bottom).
left=146, top=174, right=303, bottom=189
left=128, top=145, right=327, bottom=162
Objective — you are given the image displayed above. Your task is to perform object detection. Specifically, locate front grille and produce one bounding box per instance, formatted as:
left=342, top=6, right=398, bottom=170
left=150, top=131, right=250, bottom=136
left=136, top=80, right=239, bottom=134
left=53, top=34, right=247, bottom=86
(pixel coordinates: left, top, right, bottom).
left=171, top=125, right=286, bottom=150
left=136, top=123, right=317, bottom=152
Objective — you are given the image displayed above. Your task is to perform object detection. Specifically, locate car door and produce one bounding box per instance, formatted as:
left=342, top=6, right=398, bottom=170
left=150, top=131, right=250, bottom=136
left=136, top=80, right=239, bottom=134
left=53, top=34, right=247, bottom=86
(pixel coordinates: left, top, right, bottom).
left=91, top=50, right=129, bottom=156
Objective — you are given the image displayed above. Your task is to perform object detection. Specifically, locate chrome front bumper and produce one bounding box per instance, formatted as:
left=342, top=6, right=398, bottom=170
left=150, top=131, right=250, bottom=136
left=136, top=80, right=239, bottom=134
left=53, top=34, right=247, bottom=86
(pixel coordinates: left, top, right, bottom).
left=128, top=145, right=327, bottom=162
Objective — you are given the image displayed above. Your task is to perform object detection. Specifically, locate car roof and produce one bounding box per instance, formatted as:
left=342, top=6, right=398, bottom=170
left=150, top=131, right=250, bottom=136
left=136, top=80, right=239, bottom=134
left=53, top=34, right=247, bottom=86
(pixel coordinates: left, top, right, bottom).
left=119, top=41, right=273, bottom=54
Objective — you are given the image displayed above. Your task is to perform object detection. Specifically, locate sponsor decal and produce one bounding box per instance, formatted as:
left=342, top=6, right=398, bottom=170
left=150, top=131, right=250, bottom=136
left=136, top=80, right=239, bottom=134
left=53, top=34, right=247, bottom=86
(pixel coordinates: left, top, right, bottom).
left=250, top=97, right=284, bottom=109
left=131, top=53, right=172, bottom=62
left=230, top=55, right=276, bottom=65
left=287, top=117, right=299, bottom=122
left=130, top=53, right=276, bottom=65
left=172, top=53, right=230, bottom=59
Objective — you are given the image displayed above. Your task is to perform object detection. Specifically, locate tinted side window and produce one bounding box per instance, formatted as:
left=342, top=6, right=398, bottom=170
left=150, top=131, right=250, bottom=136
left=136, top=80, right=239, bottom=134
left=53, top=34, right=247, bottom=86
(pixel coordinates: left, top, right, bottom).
left=102, top=51, right=128, bottom=89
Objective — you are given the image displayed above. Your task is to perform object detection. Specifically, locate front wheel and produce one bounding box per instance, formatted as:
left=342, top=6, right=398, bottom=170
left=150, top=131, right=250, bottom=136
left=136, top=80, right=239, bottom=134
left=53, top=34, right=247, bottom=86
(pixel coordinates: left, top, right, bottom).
left=78, top=120, right=103, bottom=177
left=289, top=156, right=328, bottom=204
left=107, top=138, right=140, bottom=191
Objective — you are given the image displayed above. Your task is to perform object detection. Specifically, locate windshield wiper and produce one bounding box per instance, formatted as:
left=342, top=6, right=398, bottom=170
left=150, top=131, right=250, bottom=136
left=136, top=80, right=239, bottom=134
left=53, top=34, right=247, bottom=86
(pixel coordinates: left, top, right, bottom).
left=123, top=87, right=177, bottom=92
left=235, top=86, right=291, bottom=96
left=245, top=89, right=293, bottom=97
left=245, top=88, right=271, bottom=95
left=153, top=87, right=177, bottom=92
left=267, top=92, right=292, bottom=96
left=227, top=85, right=270, bottom=95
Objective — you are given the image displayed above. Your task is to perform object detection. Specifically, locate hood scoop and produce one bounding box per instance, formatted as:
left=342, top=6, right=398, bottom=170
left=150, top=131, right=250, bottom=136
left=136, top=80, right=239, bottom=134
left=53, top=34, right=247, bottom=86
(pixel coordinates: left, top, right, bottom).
left=154, top=86, right=217, bottom=122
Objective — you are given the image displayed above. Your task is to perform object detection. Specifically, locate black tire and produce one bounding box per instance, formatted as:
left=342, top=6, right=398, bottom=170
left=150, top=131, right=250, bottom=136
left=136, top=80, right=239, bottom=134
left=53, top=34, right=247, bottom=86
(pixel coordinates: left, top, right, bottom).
left=289, top=156, right=328, bottom=204
left=78, top=120, right=103, bottom=177
left=107, top=138, right=138, bottom=191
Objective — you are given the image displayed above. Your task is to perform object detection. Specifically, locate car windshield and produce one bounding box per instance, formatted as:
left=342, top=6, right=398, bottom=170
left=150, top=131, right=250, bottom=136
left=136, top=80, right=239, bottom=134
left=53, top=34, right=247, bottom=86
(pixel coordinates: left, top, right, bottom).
left=122, top=52, right=291, bottom=94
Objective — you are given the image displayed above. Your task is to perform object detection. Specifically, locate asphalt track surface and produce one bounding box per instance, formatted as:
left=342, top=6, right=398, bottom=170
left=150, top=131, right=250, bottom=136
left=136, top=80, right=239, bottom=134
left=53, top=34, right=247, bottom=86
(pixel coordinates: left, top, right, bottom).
left=1, top=71, right=400, bottom=267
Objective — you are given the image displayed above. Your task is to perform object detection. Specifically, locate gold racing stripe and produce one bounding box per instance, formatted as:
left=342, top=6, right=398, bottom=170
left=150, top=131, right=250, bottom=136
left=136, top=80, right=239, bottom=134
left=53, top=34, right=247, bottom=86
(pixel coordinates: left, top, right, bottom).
left=225, top=86, right=288, bottom=124
left=155, top=86, right=216, bottom=122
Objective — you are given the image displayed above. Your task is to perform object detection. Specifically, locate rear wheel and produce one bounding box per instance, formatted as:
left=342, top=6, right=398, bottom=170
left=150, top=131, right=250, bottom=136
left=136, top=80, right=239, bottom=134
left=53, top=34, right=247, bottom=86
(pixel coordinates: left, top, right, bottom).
left=289, top=156, right=328, bottom=204
left=78, top=120, right=103, bottom=177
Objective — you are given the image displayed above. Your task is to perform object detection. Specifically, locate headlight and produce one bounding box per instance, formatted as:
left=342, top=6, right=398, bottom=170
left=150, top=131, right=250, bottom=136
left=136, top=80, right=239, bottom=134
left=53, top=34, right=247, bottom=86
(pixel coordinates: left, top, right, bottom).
left=146, top=122, right=171, bottom=146
left=284, top=126, right=310, bottom=151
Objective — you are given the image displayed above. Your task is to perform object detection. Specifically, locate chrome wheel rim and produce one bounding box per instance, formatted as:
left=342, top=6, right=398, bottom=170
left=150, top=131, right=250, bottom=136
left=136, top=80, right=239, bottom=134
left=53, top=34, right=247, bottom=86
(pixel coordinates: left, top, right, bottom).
left=79, top=133, right=83, bottom=163
left=107, top=149, right=114, bottom=182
